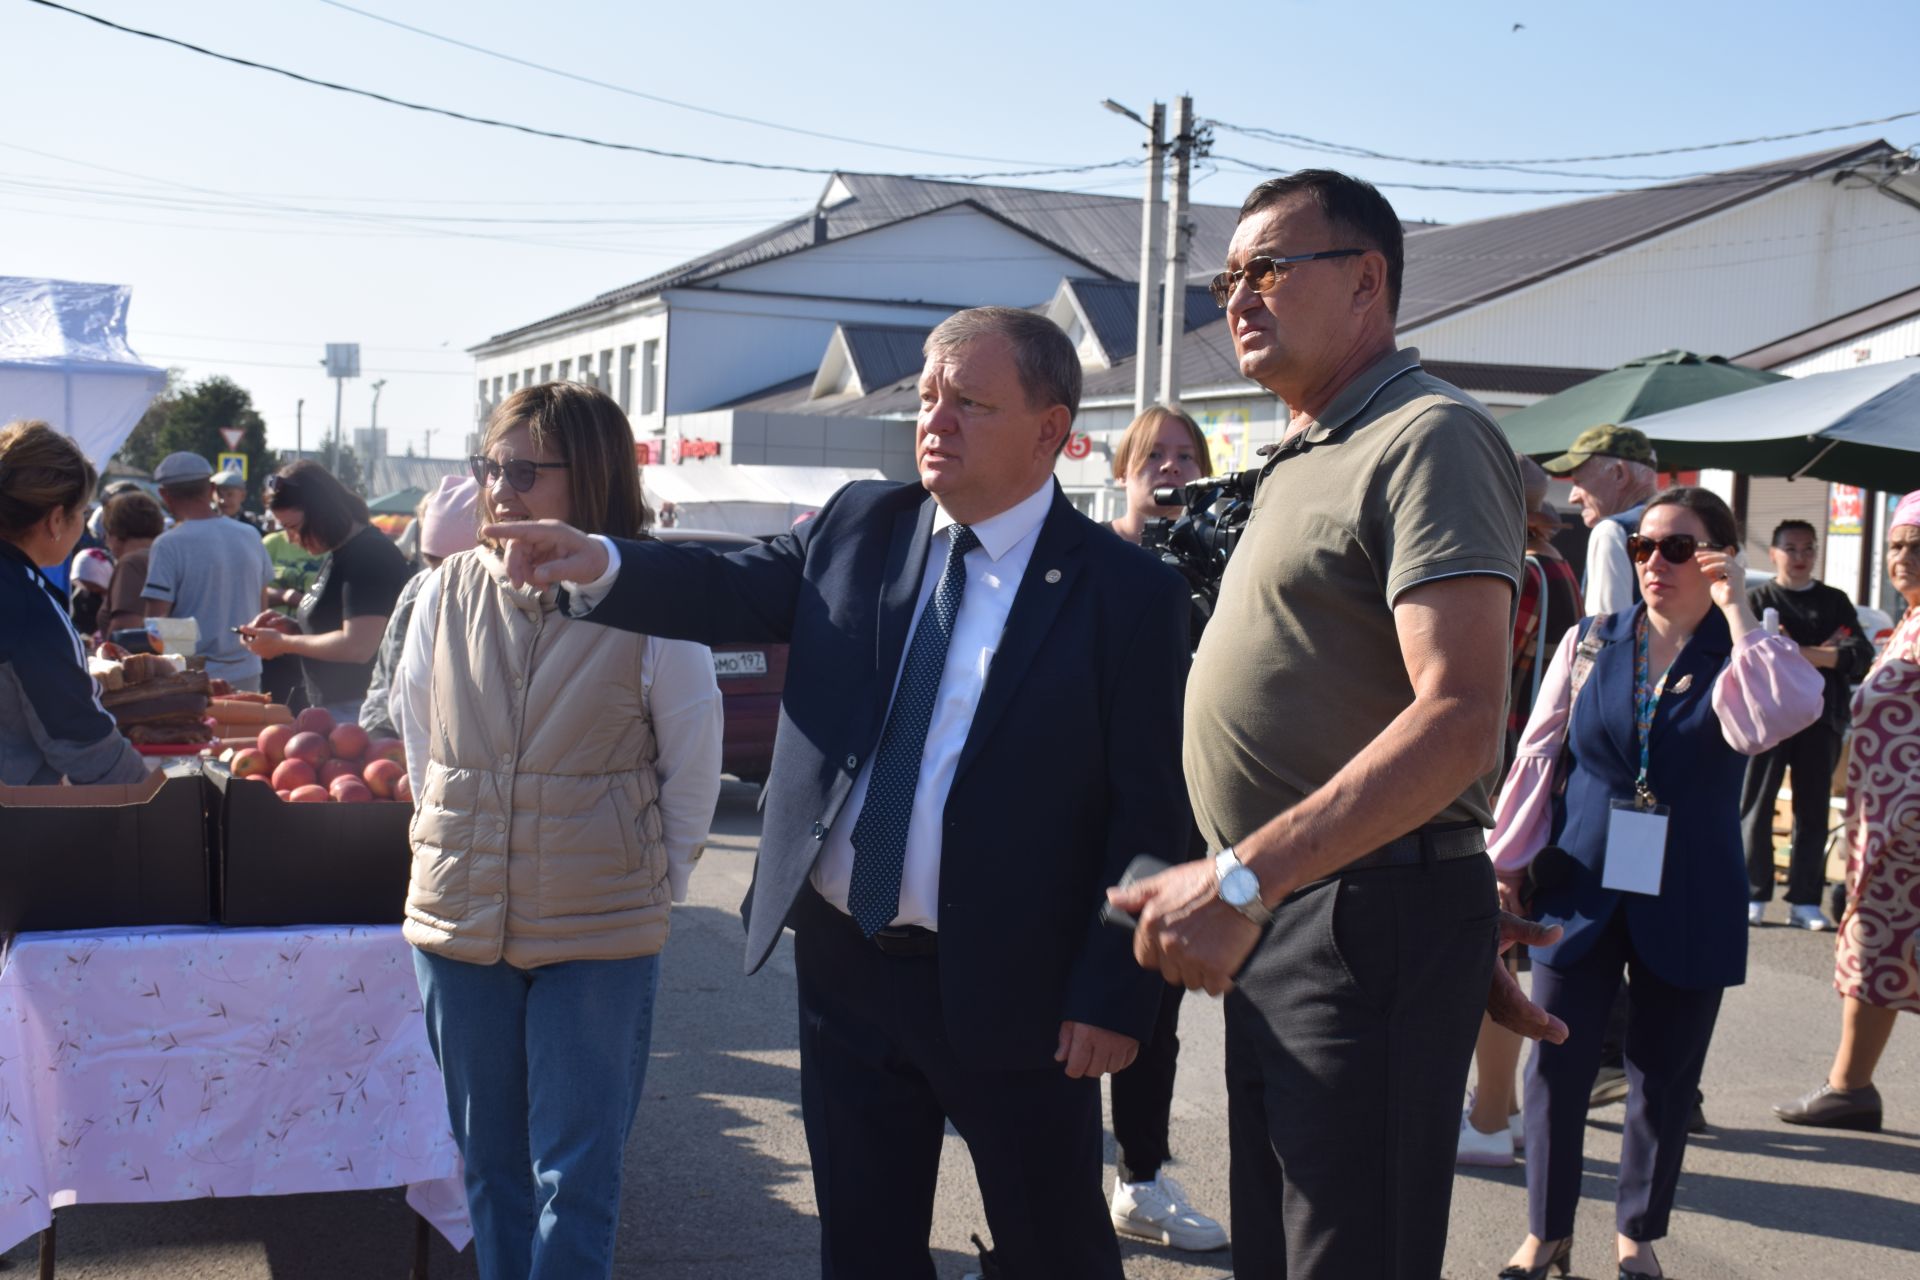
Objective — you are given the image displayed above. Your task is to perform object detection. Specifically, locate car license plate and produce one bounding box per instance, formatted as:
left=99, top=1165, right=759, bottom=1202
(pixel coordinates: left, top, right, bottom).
left=713, top=650, right=768, bottom=678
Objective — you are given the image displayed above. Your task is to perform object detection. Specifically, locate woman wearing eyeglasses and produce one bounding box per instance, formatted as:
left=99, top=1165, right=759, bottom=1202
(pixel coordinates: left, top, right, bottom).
left=391, top=381, right=722, bottom=1280
left=1487, top=487, right=1820, bottom=1280
left=239, top=460, right=412, bottom=722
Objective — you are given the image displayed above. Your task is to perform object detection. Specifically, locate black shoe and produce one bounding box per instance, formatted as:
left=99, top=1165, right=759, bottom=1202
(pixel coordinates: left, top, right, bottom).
left=1499, top=1237, right=1572, bottom=1279
left=1774, top=1082, right=1883, bottom=1131
left=1687, top=1100, right=1709, bottom=1134
left=1589, top=1066, right=1629, bottom=1108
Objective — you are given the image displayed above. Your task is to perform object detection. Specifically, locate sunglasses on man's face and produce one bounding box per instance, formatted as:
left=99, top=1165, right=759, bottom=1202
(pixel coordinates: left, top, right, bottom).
left=1208, top=249, right=1366, bottom=308
left=470, top=455, right=567, bottom=493
left=1627, top=533, right=1723, bottom=565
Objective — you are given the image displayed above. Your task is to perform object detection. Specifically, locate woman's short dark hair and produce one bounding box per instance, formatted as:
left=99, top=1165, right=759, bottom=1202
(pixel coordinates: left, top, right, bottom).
left=103, top=489, right=165, bottom=541
left=481, top=381, right=650, bottom=539
left=1238, top=169, right=1405, bottom=317
left=1642, top=486, right=1740, bottom=550
left=267, top=460, right=369, bottom=552
left=0, top=419, right=95, bottom=538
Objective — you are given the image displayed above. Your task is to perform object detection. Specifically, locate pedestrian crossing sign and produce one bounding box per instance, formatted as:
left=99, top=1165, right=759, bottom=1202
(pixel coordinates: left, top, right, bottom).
left=217, top=452, right=248, bottom=480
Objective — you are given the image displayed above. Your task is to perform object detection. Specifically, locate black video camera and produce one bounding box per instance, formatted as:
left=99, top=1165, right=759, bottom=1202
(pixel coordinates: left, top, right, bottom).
left=1138, top=468, right=1260, bottom=643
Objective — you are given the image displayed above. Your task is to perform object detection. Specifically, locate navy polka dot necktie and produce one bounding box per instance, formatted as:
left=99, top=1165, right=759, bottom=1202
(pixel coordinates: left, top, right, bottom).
left=846, top=524, right=980, bottom=937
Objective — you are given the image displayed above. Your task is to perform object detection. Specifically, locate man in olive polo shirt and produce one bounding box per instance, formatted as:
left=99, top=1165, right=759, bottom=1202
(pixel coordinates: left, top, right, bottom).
left=1112, top=170, right=1566, bottom=1278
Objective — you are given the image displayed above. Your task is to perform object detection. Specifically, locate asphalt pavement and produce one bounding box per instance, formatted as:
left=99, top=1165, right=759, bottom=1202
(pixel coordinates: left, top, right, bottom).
left=7, top=779, right=1915, bottom=1278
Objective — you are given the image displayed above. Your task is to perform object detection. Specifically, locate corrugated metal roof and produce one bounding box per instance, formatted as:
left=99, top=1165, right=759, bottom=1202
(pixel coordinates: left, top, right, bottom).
left=477, top=172, right=1243, bottom=349
left=841, top=324, right=932, bottom=390
left=1398, top=142, right=1894, bottom=330
left=1068, top=279, right=1218, bottom=363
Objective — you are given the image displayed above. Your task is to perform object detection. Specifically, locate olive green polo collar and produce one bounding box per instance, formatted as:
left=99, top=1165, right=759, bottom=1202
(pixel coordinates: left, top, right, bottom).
left=1284, top=346, right=1425, bottom=448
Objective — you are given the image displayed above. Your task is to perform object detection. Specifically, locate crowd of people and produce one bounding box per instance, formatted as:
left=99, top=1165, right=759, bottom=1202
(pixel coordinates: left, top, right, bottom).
left=2, top=163, right=1917, bottom=1280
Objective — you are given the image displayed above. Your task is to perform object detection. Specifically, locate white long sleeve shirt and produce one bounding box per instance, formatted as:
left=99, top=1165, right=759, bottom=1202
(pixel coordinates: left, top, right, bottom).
left=391, top=566, right=723, bottom=903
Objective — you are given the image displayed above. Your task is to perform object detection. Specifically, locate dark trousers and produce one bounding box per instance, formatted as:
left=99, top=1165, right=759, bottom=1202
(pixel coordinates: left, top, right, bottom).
left=1111, top=982, right=1186, bottom=1184
left=1224, top=855, right=1495, bottom=1279
left=790, top=888, right=1120, bottom=1280
left=1524, top=913, right=1724, bottom=1242
left=1739, top=725, right=1841, bottom=905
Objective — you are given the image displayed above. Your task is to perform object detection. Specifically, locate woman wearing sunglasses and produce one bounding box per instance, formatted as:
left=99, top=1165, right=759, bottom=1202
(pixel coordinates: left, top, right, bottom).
left=1487, top=487, right=1821, bottom=1280
left=239, top=460, right=412, bottom=722
left=391, top=380, right=722, bottom=1280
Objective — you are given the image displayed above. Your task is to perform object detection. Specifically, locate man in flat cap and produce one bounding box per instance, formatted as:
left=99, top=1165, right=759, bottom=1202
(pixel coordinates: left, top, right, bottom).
left=1542, top=424, right=1659, bottom=616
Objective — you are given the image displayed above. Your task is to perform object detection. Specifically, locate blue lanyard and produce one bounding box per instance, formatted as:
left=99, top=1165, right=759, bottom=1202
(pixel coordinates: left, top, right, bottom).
left=1631, top=612, right=1678, bottom=808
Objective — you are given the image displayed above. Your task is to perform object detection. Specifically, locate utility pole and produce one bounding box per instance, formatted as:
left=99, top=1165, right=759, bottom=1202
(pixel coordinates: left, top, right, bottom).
left=295, top=398, right=304, bottom=460
left=1159, top=95, right=1194, bottom=411
left=1103, top=99, right=1167, bottom=417
left=370, top=378, right=388, bottom=459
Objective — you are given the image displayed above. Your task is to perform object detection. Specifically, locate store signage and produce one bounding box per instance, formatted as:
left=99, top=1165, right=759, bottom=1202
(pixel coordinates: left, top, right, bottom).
left=675, top=438, right=721, bottom=463
left=633, top=441, right=661, bottom=466
left=1063, top=433, right=1091, bottom=460
left=1829, top=485, right=1864, bottom=536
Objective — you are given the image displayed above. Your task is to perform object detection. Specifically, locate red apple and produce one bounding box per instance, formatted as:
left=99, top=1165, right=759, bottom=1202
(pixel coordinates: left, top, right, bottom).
left=296, top=706, right=336, bottom=737
left=271, top=758, right=317, bottom=792
left=319, top=758, right=360, bottom=788
left=257, top=723, right=296, bottom=764
left=329, top=722, right=369, bottom=761
left=366, top=737, right=406, bottom=766
left=330, top=777, right=373, bottom=804
left=288, top=784, right=332, bottom=804
left=231, top=747, right=271, bottom=779
left=285, top=731, right=331, bottom=768
left=395, top=774, right=413, bottom=805
left=275, top=788, right=294, bottom=802
left=362, top=757, right=405, bottom=799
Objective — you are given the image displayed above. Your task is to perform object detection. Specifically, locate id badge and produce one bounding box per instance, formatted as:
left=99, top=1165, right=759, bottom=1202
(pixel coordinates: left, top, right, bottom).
left=1602, top=800, right=1671, bottom=896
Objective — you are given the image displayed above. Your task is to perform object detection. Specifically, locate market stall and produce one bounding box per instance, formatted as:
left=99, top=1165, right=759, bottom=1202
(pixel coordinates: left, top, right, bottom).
left=0, top=276, right=167, bottom=470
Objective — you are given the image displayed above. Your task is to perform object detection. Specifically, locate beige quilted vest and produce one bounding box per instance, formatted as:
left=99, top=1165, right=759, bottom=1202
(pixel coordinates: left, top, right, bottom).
left=403, top=549, right=670, bottom=967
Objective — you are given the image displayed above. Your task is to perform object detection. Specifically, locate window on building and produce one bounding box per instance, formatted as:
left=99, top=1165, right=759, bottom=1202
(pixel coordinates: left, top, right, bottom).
left=507, top=371, right=519, bottom=392
left=523, top=367, right=534, bottom=389
left=641, top=339, right=660, bottom=416
left=477, top=379, right=488, bottom=412
left=598, top=349, right=613, bottom=392
left=492, top=376, right=503, bottom=403
left=618, top=345, right=636, bottom=413
left=557, top=358, right=571, bottom=381
left=539, top=363, right=552, bottom=383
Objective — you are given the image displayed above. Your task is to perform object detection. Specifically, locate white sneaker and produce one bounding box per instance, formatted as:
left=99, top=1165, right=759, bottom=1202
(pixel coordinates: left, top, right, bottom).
left=1110, top=1171, right=1228, bottom=1251
left=1456, top=1108, right=1517, bottom=1167
left=1749, top=902, right=1767, bottom=926
left=1789, top=904, right=1832, bottom=931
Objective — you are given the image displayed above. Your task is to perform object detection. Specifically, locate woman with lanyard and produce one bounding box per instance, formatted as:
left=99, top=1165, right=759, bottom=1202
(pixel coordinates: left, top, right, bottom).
left=0, top=420, right=149, bottom=787
left=1487, top=487, right=1821, bottom=1280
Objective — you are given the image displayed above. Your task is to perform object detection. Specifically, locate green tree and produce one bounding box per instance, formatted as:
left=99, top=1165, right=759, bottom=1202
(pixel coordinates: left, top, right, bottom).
left=113, top=375, right=279, bottom=508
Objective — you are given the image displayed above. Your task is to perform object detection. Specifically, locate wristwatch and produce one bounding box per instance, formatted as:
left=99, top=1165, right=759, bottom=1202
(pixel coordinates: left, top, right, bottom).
left=1213, top=846, right=1274, bottom=927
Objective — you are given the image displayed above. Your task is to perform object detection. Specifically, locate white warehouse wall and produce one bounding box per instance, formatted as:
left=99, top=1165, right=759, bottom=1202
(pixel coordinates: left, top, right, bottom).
left=1407, top=178, right=1920, bottom=368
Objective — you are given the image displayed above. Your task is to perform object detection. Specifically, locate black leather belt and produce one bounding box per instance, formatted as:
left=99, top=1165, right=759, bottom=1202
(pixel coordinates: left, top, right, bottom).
left=869, top=925, right=937, bottom=957
left=1342, top=823, right=1487, bottom=872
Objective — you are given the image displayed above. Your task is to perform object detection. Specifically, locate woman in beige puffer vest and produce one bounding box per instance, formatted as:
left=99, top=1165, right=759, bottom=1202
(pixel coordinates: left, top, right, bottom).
left=390, top=382, right=721, bottom=1280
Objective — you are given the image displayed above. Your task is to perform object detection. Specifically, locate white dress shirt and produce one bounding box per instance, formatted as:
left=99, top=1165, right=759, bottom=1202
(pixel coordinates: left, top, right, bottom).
left=391, top=565, right=724, bottom=903
left=813, top=479, right=1055, bottom=928
left=567, top=482, right=1056, bottom=929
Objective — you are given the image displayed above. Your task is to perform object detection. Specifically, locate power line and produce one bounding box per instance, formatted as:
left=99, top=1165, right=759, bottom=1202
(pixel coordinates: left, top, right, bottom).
left=1207, top=153, right=1838, bottom=197
left=312, top=0, right=1072, bottom=168
left=144, top=351, right=473, bottom=376
left=1209, top=108, right=1918, bottom=172
left=24, top=1, right=1136, bottom=183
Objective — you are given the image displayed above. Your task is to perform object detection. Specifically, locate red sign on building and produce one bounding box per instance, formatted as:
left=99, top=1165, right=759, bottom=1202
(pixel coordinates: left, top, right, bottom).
left=674, top=438, right=721, bottom=463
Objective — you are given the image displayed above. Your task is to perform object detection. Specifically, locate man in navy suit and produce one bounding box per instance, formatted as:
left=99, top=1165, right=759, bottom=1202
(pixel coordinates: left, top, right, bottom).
left=485, top=307, right=1192, bottom=1279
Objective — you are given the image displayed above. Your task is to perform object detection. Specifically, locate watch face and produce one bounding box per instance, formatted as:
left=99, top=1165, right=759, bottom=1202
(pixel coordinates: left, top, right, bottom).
left=1221, top=866, right=1259, bottom=906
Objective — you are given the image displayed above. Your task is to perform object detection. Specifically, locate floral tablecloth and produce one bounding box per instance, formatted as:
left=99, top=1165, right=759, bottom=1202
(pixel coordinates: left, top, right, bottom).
left=0, top=925, right=471, bottom=1254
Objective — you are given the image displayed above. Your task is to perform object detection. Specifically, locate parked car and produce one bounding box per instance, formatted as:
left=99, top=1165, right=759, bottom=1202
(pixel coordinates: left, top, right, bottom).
left=653, top=528, right=787, bottom=784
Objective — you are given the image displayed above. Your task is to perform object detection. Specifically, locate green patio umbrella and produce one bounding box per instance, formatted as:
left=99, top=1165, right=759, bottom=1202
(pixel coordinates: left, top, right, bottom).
left=1498, top=350, right=1787, bottom=458
left=368, top=485, right=427, bottom=516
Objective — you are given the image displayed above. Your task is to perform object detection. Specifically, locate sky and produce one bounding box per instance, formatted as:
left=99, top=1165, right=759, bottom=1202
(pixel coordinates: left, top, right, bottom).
left=5, top=0, right=1918, bottom=462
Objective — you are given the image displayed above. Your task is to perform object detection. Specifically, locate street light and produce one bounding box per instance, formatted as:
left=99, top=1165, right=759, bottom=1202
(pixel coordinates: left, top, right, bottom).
left=1104, top=98, right=1166, bottom=417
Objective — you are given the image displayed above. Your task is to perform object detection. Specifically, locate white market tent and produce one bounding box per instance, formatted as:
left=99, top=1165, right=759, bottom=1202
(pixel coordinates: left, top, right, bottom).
left=643, top=464, right=886, bottom=537
left=0, top=276, right=167, bottom=469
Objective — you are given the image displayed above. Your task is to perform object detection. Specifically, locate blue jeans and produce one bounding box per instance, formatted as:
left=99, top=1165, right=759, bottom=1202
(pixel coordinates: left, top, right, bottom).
left=413, top=948, right=662, bottom=1280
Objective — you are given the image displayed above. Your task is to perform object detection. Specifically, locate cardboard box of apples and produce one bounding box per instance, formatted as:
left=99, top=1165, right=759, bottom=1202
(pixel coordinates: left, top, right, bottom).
left=220, top=706, right=411, bottom=805
left=207, top=708, right=416, bottom=926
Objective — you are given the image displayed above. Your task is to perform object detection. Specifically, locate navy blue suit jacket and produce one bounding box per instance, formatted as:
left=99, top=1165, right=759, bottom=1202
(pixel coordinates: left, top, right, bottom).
left=1532, top=604, right=1751, bottom=990
left=582, top=480, right=1192, bottom=1070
